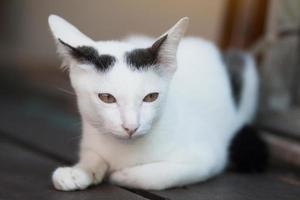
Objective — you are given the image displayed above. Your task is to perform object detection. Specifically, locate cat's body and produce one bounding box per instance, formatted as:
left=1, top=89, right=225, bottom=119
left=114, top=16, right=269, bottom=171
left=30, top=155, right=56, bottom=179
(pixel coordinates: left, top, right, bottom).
left=49, top=15, right=259, bottom=191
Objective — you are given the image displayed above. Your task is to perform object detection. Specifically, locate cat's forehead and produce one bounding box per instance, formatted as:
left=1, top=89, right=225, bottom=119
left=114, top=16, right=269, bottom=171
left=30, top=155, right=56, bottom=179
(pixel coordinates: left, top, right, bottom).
left=75, top=41, right=164, bottom=91
left=94, top=40, right=162, bottom=72
left=95, top=41, right=135, bottom=58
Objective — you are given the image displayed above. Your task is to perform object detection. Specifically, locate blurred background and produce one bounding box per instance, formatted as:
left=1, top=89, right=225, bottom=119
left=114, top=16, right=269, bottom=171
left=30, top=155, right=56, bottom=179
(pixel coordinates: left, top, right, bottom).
left=0, top=0, right=299, bottom=182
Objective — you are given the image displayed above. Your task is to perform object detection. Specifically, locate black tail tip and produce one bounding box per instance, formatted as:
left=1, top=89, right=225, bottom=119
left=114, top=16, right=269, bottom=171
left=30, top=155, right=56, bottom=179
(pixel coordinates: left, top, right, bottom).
left=229, top=125, right=269, bottom=173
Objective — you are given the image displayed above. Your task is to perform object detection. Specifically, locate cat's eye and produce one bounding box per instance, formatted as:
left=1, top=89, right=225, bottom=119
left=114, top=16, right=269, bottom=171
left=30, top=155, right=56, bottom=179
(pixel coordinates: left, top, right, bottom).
left=143, top=92, right=159, bottom=103
left=98, top=93, right=116, bottom=104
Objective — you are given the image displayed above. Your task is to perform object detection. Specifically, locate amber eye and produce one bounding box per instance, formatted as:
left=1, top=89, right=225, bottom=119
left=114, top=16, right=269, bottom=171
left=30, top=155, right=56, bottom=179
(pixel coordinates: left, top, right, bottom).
left=143, top=92, right=159, bottom=103
left=98, top=93, right=116, bottom=104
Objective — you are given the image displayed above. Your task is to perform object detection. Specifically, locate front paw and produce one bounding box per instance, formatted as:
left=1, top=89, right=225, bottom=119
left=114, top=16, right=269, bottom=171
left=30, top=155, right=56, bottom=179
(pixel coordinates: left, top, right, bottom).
left=52, top=167, right=93, bottom=191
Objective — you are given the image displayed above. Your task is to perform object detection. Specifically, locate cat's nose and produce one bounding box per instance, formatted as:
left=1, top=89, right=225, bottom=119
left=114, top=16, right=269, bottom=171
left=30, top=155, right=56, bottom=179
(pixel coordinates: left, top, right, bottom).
left=122, top=124, right=139, bottom=137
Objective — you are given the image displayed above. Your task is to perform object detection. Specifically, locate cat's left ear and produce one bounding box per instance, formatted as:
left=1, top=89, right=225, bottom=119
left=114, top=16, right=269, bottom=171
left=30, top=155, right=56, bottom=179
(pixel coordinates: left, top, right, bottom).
left=152, top=17, right=189, bottom=73
left=48, top=15, right=95, bottom=64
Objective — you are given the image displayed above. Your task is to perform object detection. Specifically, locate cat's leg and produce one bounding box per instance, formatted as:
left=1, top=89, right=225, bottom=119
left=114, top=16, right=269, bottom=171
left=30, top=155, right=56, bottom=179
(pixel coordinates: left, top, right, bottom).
left=109, top=160, right=223, bottom=190
left=52, top=148, right=108, bottom=191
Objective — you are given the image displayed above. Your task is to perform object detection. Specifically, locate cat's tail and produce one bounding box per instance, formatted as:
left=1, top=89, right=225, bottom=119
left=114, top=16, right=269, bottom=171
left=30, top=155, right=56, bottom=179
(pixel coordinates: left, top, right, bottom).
left=224, top=51, right=268, bottom=172
left=237, top=52, right=259, bottom=127
left=229, top=125, right=269, bottom=173
left=223, top=50, right=259, bottom=128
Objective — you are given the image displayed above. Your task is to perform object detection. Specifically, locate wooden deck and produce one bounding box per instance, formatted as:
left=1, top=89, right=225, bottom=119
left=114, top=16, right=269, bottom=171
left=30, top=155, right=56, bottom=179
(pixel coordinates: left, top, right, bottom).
left=0, top=85, right=299, bottom=199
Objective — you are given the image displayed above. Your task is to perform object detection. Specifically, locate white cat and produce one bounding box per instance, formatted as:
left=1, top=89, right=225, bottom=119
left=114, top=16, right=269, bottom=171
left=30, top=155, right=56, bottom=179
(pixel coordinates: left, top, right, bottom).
left=49, top=15, right=259, bottom=191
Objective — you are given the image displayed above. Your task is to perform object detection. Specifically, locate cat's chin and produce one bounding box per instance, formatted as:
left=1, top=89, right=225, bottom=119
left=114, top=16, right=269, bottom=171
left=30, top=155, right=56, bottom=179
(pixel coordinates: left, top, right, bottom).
left=110, top=132, right=146, bottom=140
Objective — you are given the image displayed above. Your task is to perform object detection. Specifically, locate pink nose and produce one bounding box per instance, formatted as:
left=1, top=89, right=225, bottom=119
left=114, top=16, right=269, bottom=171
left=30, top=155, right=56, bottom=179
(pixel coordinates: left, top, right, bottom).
left=122, top=124, right=139, bottom=137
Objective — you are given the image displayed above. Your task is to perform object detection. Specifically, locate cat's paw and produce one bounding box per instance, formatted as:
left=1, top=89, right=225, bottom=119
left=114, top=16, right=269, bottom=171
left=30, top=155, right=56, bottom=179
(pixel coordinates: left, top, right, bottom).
left=52, top=167, right=93, bottom=191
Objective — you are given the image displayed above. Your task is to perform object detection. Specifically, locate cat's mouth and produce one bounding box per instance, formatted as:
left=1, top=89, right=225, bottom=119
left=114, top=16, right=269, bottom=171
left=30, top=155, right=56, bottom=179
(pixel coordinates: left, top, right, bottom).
left=100, top=125, right=149, bottom=140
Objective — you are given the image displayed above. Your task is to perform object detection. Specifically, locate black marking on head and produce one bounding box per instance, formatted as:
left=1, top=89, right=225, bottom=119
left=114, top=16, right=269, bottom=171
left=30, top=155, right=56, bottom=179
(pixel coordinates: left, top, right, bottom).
left=58, top=39, right=116, bottom=72
left=126, top=34, right=168, bottom=70
left=222, top=50, right=246, bottom=106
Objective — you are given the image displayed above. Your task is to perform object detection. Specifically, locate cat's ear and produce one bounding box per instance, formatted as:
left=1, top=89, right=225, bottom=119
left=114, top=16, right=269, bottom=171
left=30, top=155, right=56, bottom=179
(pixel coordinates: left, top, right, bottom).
left=48, top=15, right=94, bottom=63
left=153, top=17, right=189, bottom=73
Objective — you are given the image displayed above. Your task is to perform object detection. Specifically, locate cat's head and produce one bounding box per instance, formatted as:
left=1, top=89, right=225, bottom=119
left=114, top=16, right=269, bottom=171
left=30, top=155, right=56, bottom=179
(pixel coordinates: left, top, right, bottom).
left=48, top=15, right=188, bottom=139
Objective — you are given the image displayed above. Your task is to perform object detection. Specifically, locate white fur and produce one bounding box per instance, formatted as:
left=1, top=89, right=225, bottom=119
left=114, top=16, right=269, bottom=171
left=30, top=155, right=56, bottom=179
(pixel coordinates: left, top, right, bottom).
left=49, top=15, right=258, bottom=190
left=236, top=55, right=259, bottom=126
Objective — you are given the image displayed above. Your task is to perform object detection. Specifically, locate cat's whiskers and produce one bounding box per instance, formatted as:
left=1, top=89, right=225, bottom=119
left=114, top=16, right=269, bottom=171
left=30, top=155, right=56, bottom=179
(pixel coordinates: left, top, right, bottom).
left=57, top=87, right=76, bottom=96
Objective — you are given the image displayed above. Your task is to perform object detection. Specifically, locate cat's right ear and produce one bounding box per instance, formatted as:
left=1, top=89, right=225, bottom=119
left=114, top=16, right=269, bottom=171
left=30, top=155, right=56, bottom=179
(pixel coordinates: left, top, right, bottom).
left=48, top=15, right=94, bottom=63
left=152, top=17, right=189, bottom=74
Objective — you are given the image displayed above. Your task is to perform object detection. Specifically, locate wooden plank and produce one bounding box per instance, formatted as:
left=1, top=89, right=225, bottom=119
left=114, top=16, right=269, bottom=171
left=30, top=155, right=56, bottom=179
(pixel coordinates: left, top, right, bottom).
left=263, top=132, right=300, bottom=166
left=0, top=137, right=146, bottom=200
left=148, top=173, right=300, bottom=200
left=0, top=97, right=80, bottom=163
left=257, top=109, right=300, bottom=141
